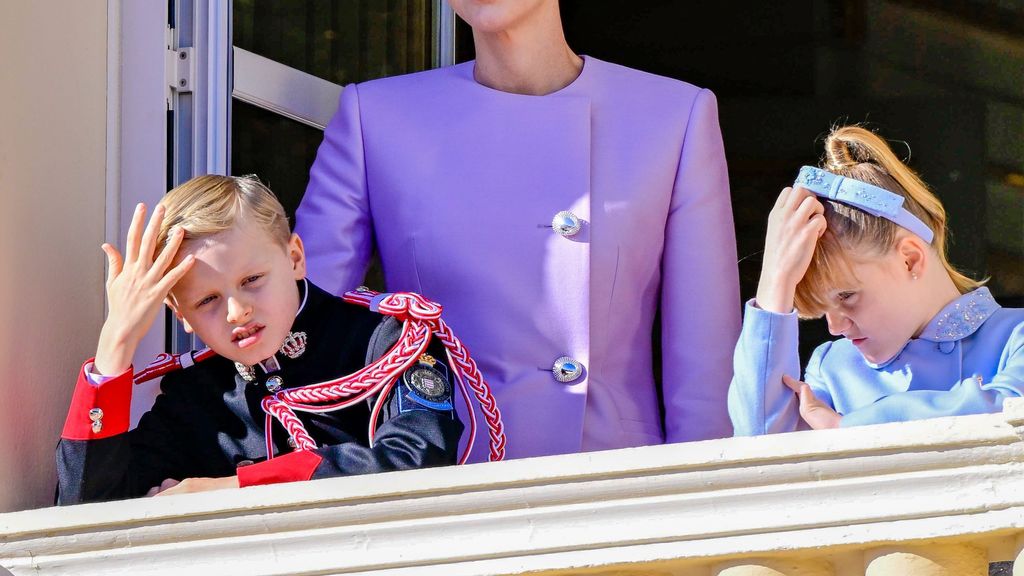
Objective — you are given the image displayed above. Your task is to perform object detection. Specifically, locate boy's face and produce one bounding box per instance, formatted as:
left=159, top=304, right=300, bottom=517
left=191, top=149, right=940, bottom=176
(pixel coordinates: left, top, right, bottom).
left=166, top=222, right=306, bottom=366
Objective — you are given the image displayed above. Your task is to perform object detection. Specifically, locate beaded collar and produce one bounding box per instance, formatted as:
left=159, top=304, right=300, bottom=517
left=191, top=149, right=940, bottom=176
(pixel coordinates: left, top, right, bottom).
left=916, top=287, right=1000, bottom=343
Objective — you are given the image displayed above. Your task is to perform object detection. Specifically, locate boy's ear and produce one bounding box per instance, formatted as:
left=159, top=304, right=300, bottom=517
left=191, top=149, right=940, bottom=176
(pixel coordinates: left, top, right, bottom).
left=288, top=233, right=306, bottom=280
left=897, top=235, right=927, bottom=278
left=164, top=296, right=194, bottom=334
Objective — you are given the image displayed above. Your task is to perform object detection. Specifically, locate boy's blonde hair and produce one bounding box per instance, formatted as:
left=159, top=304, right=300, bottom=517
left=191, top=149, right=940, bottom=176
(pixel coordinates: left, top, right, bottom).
left=156, top=174, right=291, bottom=253
left=793, top=126, right=982, bottom=318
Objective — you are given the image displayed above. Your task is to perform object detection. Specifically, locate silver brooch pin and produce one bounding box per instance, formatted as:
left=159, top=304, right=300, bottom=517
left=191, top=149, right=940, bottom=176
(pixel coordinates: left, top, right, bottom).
left=234, top=361, right=256, bottom=383
left=279, top=331, right=307, bottom=359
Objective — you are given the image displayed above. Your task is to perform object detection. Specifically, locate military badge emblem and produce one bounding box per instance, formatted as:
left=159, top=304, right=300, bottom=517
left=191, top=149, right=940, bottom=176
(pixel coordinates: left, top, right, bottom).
left=279, top=331, right=307, bottom=359
left=398, top=354, right=454, bottom=413
left=404, top=365, right=450, bottom=402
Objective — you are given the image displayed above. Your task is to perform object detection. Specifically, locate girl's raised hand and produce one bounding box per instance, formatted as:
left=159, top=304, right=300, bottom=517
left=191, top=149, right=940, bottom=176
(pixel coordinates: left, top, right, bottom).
left=93, top=204, right=196, bottom=376
left=755, top=186, right=826, bottom=313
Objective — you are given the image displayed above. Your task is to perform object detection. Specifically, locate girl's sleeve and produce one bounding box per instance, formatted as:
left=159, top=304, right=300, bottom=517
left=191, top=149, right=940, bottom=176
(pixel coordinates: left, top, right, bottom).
left=728, top=300, right=806, bottom=435
left=295, top=84, right=374, bottom=296
left=839, top=323, right=1024, bottom=427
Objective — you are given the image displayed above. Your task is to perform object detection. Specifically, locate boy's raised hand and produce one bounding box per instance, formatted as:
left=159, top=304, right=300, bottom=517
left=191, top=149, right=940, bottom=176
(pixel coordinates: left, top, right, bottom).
left=755, top=186, right=826, bottom=313
left=93, top=204, right=195, bottom=376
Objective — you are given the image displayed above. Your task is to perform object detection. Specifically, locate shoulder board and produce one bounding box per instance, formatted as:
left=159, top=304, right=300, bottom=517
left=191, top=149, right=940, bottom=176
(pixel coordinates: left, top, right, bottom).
left=133, top=348, right=217, bottom=385
left=343, top=289, right=443, bottom=322
left=342, top=287, right=380, bottom=309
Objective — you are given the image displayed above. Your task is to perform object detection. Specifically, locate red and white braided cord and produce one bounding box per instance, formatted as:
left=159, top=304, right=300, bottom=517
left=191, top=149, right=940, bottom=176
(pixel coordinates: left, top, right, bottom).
left=262, top=291, right=506, bottom=463
left=134, top=348, right=216, bottom=385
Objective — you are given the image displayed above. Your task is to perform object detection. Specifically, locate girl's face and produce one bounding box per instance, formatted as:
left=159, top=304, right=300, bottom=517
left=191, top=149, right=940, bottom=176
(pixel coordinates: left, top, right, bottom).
left=820, top=248, right=924, bottom=365
left=448, top=0, right=553, bottom=33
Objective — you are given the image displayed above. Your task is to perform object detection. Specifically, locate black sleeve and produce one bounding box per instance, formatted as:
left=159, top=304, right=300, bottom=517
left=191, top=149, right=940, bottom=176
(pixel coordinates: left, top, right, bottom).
left=308, top=318, right=464, bottom=479
left=56, top=377, right=197, bottom=505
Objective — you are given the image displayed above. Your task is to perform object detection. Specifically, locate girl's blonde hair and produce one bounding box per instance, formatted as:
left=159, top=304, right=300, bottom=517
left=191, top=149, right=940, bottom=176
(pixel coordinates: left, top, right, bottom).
left=793, top=126, right=982, bottom=318
left=155, top=174, right=291, bottom=254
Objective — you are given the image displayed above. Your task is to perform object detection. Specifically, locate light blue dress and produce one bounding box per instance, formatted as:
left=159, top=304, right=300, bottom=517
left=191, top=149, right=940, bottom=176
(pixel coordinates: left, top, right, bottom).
left=729, top=288, right=1024, bottom=435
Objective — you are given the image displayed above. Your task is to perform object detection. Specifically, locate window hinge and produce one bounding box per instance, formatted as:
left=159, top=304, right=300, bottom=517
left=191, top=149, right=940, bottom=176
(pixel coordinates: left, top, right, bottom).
left=167, top=46, right=195, bottom=95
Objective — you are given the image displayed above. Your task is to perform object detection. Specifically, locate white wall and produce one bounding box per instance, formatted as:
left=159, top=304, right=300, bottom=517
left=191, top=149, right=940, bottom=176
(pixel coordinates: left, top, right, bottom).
left=0, top=1, right=109, bottom=511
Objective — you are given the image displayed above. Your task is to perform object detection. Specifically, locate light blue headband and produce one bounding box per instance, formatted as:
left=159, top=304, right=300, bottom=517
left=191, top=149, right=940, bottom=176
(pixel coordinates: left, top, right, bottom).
left=794, top=166, right=934, bottom=244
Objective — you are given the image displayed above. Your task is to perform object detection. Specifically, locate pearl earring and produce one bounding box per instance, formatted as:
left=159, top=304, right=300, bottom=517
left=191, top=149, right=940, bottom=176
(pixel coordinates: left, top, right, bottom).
left=911, top=272, right=919, bottom=280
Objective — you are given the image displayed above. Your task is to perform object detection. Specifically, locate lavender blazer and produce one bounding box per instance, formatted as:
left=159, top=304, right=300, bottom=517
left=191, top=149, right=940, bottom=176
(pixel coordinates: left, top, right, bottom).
left=296, top=56, right=741, bottom=462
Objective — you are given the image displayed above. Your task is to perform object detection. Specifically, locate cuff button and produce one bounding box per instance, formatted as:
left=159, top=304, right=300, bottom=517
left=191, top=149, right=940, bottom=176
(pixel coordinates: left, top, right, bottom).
left=88, top=408, right=104, bottom=433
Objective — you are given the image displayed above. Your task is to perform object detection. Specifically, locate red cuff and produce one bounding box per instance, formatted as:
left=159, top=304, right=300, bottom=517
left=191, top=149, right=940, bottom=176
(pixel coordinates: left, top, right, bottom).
left=61, top=359, right=134, bottom=440
left=237, top=450, right=323, bottom=487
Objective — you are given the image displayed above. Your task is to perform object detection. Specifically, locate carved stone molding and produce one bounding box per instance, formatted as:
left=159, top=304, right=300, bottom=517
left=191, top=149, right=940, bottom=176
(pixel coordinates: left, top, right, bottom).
left=3, top=399, right=1024, bottom=575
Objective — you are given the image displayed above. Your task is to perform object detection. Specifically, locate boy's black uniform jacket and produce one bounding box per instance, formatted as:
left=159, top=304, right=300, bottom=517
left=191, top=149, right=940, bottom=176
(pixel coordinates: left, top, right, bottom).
left=57, top=282, right=463, bottom=505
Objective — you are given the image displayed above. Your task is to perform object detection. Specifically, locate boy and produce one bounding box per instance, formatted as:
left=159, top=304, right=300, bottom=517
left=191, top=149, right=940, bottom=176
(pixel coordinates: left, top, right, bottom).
left=57, top=175, right=463, bottom=504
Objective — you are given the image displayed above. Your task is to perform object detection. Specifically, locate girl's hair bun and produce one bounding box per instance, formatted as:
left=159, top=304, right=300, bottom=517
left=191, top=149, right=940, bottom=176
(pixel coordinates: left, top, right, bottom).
left=824, top=129, right=868, bottom=171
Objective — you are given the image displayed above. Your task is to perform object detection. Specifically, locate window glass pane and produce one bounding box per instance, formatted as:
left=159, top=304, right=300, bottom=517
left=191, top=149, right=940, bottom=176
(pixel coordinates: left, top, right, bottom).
left=233, top=0, right=433, bottom=85
left=231, top=99, right=389, bottom=289
left=231, top=100, right=323, bottom=221
left=232, top=2, right=435, bottom=290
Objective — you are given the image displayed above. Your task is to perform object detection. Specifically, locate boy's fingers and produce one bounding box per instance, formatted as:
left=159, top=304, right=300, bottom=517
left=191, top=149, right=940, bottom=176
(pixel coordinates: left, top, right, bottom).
left=150, top=478, right=181, bottom=497
left=137, top=204, right=165, bottom=269
left=151, top=227, right=185, bottom=276
left=100, top=243, right=124, bottom=282
left=155, top=254, right=195, bottom=294
left=124, top=203, right=146, bottom=264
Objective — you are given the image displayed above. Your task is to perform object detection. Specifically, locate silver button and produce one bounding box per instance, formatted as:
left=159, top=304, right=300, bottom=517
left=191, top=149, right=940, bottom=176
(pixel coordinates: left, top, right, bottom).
left=88, top=408, right=104, bottom=433
left=287, top=437, right=297, bottom=449
left=265, top=375, right=284, bottom=393
left=552, top=356, right=583, bottom=383
left=551, top=211, right=581, bottom=237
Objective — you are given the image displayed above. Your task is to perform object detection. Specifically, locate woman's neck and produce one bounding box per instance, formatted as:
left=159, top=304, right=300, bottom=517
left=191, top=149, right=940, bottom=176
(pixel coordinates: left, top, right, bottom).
left=471, top=4, right=583, bottom=96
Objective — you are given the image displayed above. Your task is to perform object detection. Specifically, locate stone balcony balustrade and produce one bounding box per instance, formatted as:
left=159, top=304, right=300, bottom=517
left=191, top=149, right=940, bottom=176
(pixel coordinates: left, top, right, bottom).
left=2, top=399, right=1024, bottom=576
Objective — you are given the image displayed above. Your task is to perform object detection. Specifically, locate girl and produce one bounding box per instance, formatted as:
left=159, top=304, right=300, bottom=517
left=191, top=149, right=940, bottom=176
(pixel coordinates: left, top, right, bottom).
left=729, top=126, right=1024, bottom=435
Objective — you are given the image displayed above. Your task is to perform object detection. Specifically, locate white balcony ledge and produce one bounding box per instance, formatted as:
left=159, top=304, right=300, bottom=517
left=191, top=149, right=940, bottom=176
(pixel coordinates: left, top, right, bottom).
left=3, top=400, right=1024, bottom=576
